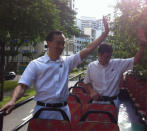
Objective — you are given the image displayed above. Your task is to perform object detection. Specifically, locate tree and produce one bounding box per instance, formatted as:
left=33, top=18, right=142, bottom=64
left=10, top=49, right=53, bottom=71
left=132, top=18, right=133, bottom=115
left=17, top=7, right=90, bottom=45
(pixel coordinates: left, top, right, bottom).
left=107, top=0, right=147, bottom=79
left=53, top=0, right=80, bottom=37
left=0, top=0, right=79, bottom=72
left=0, top=0, right=60, bottom=71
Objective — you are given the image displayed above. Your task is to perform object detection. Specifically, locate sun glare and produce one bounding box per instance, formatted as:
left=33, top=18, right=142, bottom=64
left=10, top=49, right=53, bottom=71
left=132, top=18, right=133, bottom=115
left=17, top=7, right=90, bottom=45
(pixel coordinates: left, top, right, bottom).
left=76, top=0, right=116, bottom=19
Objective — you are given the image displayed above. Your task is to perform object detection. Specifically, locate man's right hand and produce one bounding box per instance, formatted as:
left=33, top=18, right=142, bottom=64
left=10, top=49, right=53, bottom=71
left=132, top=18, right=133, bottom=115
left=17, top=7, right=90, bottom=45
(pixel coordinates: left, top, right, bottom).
left=0, top=84, right=28, bottom=115
left=103, top=16, right=109, bottom=35
left=90, top=91, right=99, bottom=101
left=81, top=83, right=100, bottom=101
left=0, top=100, right=15, bottom=115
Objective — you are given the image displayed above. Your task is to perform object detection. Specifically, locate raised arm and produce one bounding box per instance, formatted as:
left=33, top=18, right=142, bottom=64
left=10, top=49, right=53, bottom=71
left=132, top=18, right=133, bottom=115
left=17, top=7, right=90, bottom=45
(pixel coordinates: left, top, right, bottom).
left=80, top=17, right=109, bottom=60
left=0, top=84, right=28, bottom=115
left=134, top=27, right=147, bottom=65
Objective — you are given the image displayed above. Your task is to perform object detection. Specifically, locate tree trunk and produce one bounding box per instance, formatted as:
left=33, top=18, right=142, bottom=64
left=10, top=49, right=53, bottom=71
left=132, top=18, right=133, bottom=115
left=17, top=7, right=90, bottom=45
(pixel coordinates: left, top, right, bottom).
left=0, top=39, right=5, bottom=101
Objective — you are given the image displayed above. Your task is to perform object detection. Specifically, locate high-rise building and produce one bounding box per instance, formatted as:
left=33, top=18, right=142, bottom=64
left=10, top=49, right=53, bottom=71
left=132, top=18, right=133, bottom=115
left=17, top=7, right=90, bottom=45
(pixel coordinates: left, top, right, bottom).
left=76, top=16, right=104, bottom=39
left=62, top=0, right=76, bottom=56
left=74, top=35, right=90, bottom=53
left=77, top=16, right=104, bottom=32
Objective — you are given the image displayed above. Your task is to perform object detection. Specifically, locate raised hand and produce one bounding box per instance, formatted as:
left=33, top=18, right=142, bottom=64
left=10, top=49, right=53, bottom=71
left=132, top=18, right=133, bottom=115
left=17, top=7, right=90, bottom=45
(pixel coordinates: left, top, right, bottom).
left=103, top=16, right=109, bottom=35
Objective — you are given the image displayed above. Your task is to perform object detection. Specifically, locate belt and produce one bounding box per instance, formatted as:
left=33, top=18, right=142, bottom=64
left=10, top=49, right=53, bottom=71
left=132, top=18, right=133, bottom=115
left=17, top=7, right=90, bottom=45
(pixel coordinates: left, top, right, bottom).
left=37, top=101, right=67, bottom=108
left=99, top=96, right=118, bottom=101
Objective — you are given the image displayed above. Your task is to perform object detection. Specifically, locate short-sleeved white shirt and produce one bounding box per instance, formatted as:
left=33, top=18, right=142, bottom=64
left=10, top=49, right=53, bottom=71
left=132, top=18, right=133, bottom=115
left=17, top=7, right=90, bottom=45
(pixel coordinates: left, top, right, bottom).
left=83, top=58, right=134, bottom=97
left=18, top=52, right=82, bottom=103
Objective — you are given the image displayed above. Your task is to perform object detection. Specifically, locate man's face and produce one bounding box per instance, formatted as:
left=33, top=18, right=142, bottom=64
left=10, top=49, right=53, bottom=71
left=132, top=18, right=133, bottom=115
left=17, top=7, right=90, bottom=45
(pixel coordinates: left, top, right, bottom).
left=98, top=52, right=112, bottom=66
left=47, top=34, right=65, bottom=57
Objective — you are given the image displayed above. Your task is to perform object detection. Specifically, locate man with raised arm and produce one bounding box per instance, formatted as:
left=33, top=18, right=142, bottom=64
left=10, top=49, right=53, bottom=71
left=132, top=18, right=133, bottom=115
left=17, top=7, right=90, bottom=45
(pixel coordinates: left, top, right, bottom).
left=83, top=27, right=147, bottom=117
left=0, top=17, right=109, bottom=120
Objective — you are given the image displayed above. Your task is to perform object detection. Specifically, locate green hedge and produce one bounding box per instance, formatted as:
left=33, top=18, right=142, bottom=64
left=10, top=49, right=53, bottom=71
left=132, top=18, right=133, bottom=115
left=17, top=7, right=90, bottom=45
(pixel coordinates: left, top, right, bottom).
left=0, top=80, right=18, bottom=92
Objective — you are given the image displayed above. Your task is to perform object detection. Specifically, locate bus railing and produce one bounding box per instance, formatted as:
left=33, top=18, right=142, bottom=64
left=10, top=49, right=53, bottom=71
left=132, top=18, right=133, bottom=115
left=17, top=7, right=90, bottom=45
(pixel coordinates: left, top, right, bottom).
left=0, top=71, right=85, bottom=131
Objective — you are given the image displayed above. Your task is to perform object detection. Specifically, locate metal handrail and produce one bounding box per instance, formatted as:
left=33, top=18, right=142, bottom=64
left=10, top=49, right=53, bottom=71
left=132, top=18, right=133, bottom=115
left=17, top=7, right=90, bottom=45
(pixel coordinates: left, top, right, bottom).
left=0, top=71, right=85, bottom=131
left=0, top=96, right=34, bottom=131
left=13, top=96, right=34, bottom=110
left=69, top=71, right=85, bottom=81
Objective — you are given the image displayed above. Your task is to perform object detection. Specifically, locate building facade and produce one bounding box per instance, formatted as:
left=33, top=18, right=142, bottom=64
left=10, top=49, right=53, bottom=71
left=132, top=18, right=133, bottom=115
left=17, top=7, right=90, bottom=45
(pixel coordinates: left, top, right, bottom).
left=74, top=35, right=91, bottom=53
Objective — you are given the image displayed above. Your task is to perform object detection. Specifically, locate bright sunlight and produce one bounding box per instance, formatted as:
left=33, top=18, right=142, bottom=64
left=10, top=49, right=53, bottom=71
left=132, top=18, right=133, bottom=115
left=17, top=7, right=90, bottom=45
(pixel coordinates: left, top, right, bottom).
left=76, top=0, right=117, bottom=19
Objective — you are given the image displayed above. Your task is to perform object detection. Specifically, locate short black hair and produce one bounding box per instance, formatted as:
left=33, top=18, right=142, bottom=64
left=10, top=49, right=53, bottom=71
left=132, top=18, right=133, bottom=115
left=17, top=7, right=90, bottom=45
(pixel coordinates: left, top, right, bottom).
left=46, top=30, right=63, bottom=42
left=98, top=43, right=113, bottom=55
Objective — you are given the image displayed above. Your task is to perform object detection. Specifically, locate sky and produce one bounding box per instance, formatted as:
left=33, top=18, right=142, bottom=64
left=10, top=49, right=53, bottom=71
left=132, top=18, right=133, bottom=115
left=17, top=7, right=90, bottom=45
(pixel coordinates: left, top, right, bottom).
left=75, top=0, right=117, bottom=19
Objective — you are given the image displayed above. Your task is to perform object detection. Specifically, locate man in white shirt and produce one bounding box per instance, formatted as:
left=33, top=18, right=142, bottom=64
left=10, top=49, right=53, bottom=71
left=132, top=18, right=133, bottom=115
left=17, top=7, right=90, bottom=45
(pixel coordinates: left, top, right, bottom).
left=83, top=28, right=147, bottom=115
left=0, top=17, right=109, bottom=120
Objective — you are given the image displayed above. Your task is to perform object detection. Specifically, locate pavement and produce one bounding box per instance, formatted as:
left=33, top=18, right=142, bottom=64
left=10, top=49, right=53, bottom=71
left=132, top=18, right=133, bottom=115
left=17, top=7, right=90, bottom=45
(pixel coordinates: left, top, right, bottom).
left=118, top=97, right=145, bottom=131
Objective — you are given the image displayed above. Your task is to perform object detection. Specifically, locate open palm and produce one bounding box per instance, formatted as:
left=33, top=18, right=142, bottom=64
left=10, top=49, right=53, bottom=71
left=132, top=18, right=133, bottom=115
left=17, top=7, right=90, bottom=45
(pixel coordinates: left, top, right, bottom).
left=103, top=16, right=109, bottom=34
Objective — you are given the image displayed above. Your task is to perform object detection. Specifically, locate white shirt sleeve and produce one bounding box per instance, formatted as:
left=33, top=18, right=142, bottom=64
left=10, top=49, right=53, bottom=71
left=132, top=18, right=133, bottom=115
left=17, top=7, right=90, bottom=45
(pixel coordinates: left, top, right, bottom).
left=83, top=63, right=91, bottom=84
left=67, top=52, right=82, bottom=72
left=118, top=57, right=134, bottom=73
left=18, top=61, right=37, bottom=87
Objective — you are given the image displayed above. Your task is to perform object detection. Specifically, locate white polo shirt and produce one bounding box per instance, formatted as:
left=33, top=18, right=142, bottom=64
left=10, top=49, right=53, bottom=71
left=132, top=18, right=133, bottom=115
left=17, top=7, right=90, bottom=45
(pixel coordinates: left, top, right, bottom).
left=84, top=58, right=134, bottom=97
left=19, top=52, right=82, bottom=103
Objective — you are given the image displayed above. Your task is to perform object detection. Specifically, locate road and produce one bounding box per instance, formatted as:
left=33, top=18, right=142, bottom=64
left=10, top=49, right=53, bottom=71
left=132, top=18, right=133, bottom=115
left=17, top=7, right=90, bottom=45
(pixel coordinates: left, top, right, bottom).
left=3, top=100, right=35, bottom=131
left=2, top=81, right=77, bottom=131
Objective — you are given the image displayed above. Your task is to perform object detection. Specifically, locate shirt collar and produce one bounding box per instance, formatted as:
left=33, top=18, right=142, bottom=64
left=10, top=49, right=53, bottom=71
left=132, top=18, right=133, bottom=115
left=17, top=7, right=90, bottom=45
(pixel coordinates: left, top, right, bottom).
left=43, top=52, right=62, bottom=63
left=97, top=60, right=109, bottom=68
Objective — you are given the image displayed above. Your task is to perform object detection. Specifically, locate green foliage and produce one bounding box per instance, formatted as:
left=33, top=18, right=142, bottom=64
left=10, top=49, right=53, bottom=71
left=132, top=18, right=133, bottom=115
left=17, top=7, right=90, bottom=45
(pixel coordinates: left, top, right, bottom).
left=53, top=0, right=80, bottom=37
left=71, top=67, right=79, bottom=73
left=0, top=0, right=60, bottom=41
left=0, top=0, right=60, bottom=72
left=0, top=88, right=35, bottom=108
left=108, top=0, right=146, bottom=58
left=107, top=0, right=147, bottom=79
left=3, top=80, right=18, bottom=92
left=134, top=46, right=147, bottom=80
left=0, top=0, right=79, bottom=72
left=0, top=80, right=36, bottom=107
left=77, top=60, right=88, bottom=70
